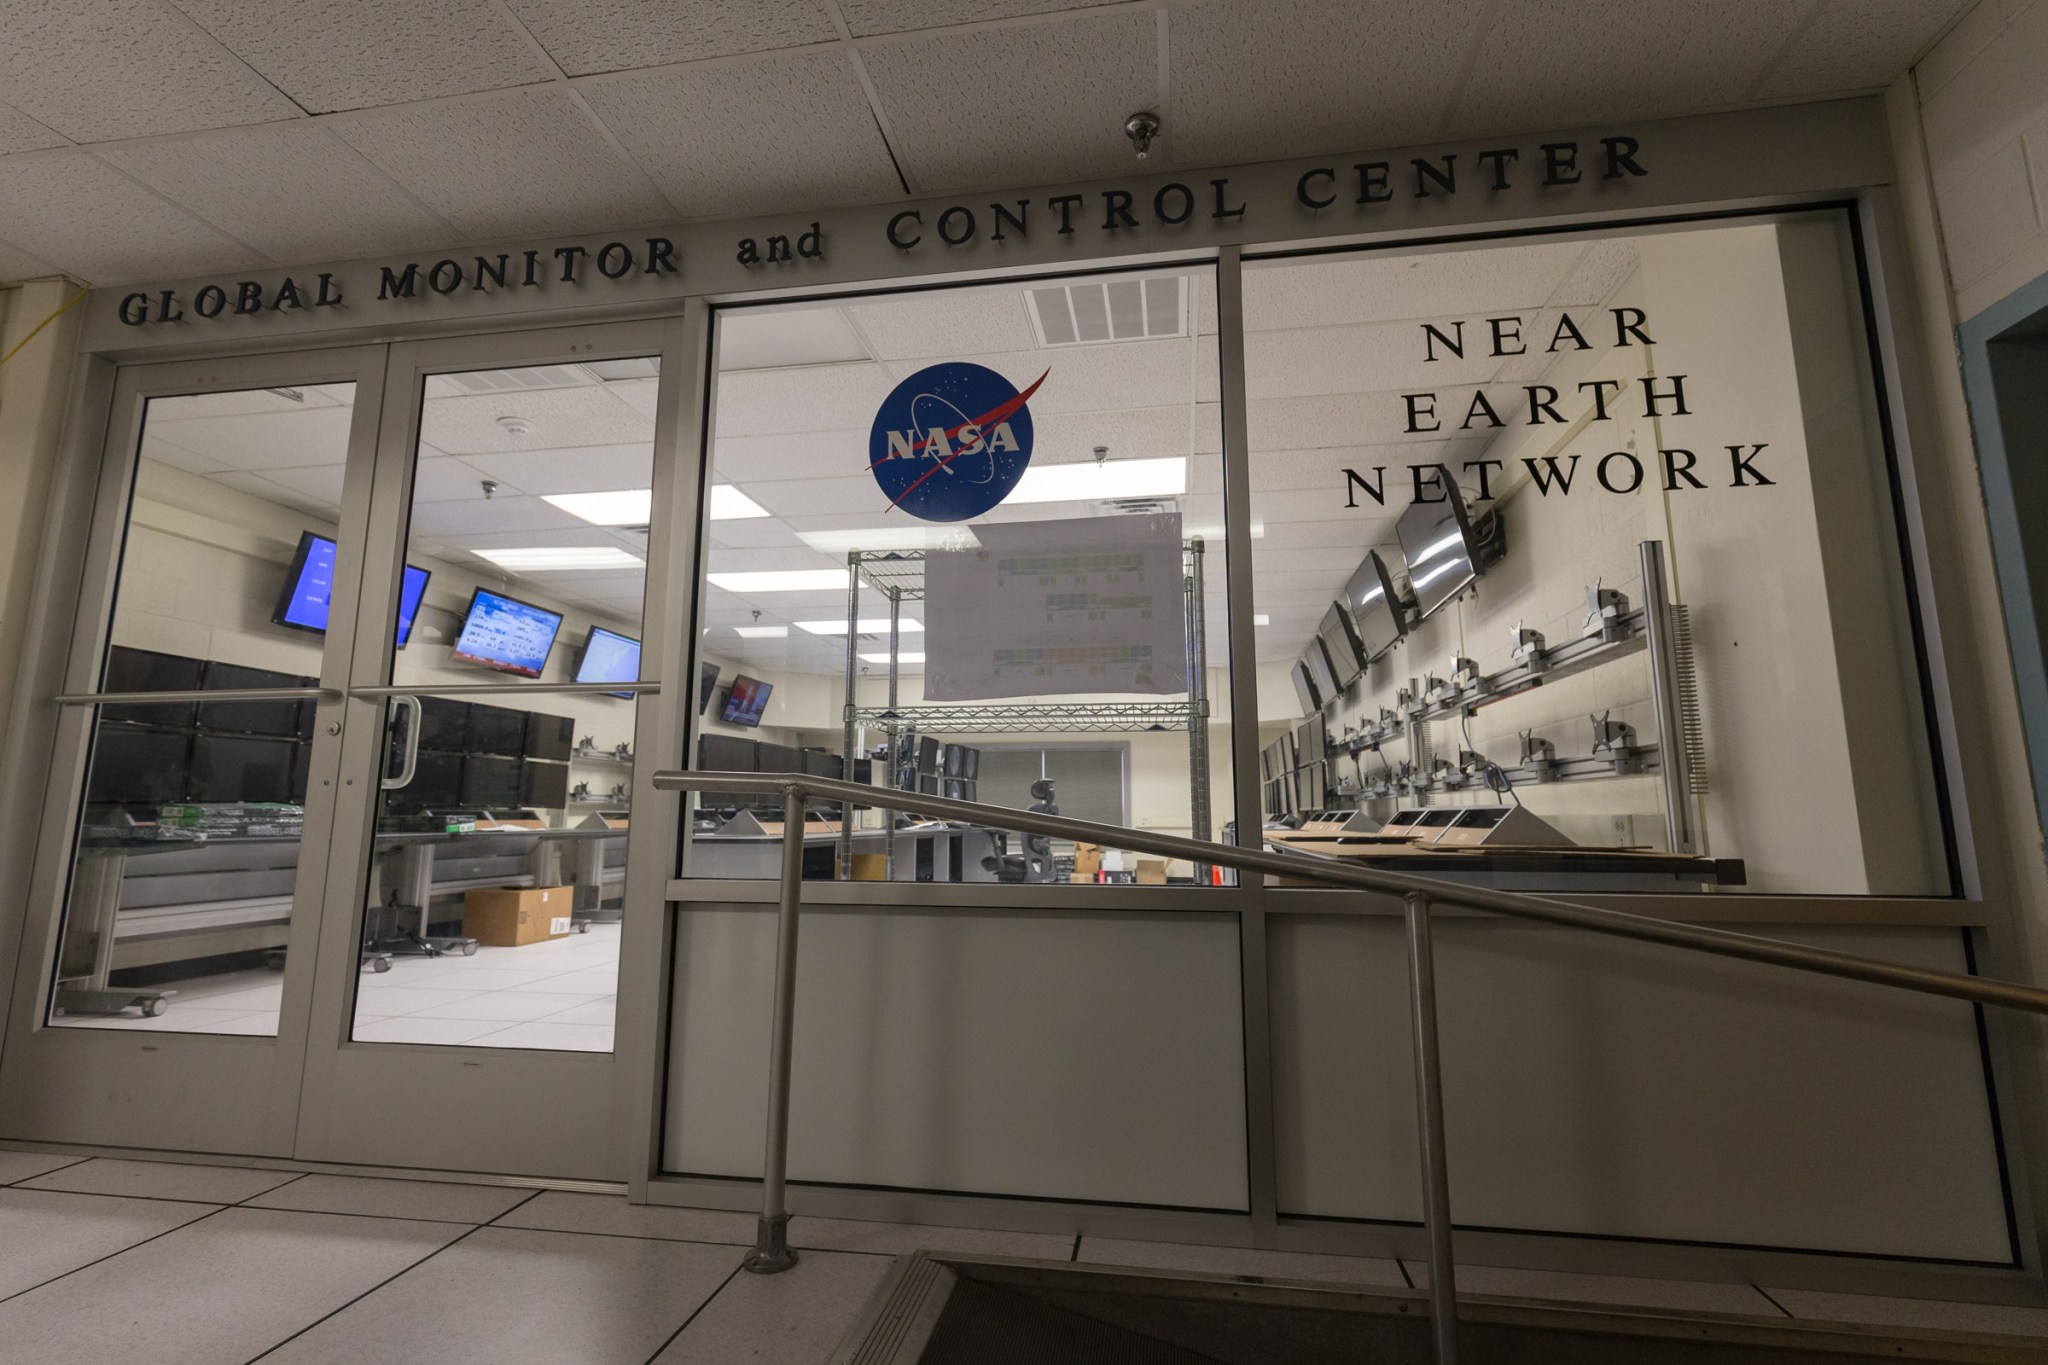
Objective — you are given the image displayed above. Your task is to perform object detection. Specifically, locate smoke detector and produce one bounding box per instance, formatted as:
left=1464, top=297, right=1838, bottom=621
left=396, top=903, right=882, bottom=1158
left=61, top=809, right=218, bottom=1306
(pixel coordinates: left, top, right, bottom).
left=496, top=415, right=536, bottom=437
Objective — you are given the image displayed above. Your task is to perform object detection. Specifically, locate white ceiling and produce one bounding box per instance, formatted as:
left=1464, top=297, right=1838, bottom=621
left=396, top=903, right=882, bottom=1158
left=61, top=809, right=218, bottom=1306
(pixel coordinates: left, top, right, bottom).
left=0, top=0, right=1974, bottom=286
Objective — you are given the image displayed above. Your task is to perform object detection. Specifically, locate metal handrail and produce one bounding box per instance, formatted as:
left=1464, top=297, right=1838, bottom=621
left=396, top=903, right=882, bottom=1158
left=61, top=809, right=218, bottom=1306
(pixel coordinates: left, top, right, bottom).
left=54, top=687, right=342, bottom=705
left=654, top=768, right=2048, bottom=1363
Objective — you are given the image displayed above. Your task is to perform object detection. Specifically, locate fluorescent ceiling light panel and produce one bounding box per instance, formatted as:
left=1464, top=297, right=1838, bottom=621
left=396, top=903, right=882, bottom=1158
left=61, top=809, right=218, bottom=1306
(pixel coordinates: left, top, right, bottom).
left=798, top=525, right=981, bottom=554
left=545, top=485, right=767, bottom=524
left=734, top=625, right=788, bottom=638
left=860, top=652, right=926, bottom=664
left=1007, top=456, right=1187, bottom=504
left=1255, top=614, right=1271, bottom=625
left=708, top=569, right=850, bottom=592
left=797, top=619, right=924, bottom=635
left=472, top=546, right=643, bottom=571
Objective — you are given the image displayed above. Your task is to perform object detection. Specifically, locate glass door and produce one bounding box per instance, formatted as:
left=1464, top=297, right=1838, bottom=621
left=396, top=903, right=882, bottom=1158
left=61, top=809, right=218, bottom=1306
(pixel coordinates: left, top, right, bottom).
left=1, top=346, right=388, bottom=1156
left=293, top=319, right=690, bottom=1179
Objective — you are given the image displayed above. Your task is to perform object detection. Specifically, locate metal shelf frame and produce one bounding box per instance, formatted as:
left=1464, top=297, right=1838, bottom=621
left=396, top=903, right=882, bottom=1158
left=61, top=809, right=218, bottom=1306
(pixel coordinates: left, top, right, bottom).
left=836, top=544, right=1215, bottom=881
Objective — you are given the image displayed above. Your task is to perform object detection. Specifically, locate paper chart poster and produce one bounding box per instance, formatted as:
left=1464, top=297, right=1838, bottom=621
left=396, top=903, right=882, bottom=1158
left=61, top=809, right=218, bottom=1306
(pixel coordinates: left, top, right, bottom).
left=923, top=513, right=1187, bottom=700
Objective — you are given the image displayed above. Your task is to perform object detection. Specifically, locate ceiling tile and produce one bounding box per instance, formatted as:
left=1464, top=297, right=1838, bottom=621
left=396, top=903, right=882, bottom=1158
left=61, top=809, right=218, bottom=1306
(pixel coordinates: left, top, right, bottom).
left=455, top=444, right=655, bottom=494
left=1168, top=0, right=1486, bottom=166
left=139, top=435, right=233, bottom=476
left=175, top=0, right=555, bottom=112
left=505, top=0, right=837, bottom=76
left=581, top=52, right=901, bottom=218
left=1447, top=1, right=1816, bottom=139
left=0, top=0, right=299, bottom=142
left=1752, top=0, right=1974, bottom=100
left=1244, top=241, right=1590, bottom=330
left=841, top=0, right=1117, bottom=37
left=0, top=153, right=260, bottom=283
left=848, top=289, right=1038, bottom=359
left=0, top=100, right=66, bottom=154
left=329, top=87, right=671, bottom=239
left=147, top=405, right=356, bottom=467
left=714, top=361, right=891, bottom=436
left=420, top=385, right=654, bottom=453
left=225, top=460, right=347, bottom=509
left=409, top=494, right=583, bottom=535
left=863, top=9, right=1157, bottom=190
left=719, top=307, right=871, bottom=369
left=97, top=122, right=456, bottom=262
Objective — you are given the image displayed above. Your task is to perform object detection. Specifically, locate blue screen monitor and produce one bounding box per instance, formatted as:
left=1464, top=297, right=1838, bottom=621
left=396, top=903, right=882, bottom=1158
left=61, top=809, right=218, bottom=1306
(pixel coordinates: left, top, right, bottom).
left=272, top=531, right=430, bottom=647
left=452, top=589, right=563, bottom=679
left=721, top=674, right=773, bottom=727
left=573, top=626, right=641, bottom=698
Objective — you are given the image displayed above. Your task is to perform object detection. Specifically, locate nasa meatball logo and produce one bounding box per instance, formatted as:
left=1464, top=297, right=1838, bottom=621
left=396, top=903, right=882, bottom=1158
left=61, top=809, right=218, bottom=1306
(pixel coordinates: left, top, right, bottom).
left=868, top=362, right=1047, bottom=522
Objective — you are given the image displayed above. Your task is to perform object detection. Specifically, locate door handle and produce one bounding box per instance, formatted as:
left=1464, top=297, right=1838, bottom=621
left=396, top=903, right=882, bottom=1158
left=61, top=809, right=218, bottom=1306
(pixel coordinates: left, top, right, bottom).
left=382, top=694, right=421, bottom=790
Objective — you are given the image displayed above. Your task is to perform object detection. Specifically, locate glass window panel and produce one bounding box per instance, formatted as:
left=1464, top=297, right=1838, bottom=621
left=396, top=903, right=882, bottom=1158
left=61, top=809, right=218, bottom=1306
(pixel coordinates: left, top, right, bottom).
left=1242, top=212, right=1949, bottom=896
left=51, top=383, right=356, bottom=1034
left=351, top=359, right=656, bottom=1050
left=685, top=266, right=1233, bottom=887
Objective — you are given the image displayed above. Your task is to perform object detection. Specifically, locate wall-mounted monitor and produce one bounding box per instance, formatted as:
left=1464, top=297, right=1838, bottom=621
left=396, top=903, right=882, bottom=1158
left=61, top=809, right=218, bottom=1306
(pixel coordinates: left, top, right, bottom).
left=721, top=674, right=773, bottom=727
left=272, top=531, right=430, bottom=647
left=917, top=736, right=942, bottom=774
left=86, top=724, right=190, bottom=807
left=958, top=747, right=979, bottom=780
left=197, top=662, right=312, bottom=739
left=521, top=759, right=569, bottom=808
left=1289, top=660, right=1322, bottom=714
left=574, top=626, right=641, bottom=699
left=189, top=733, right=300, bottom=805
left=1317, top=602, right=1365, bottom=691
left=100, top=646, right=201, bottom=727
left=1303, top=638, right=1340, bottom=704
left=452, top=588, right=563, bottom=679
left=697, top=661, right=720, bottom=714
left=1343, top=550, right=1408, bottom=662
left=1396, top=466, right=1481, bottom=622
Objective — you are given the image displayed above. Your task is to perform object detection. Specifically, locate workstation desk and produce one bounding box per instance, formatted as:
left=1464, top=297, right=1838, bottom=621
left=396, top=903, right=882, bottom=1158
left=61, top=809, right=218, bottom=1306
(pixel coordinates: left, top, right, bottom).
left=688, top=813, right=1003, bottom=883
left=1264, top=829, right=1747, bottom=893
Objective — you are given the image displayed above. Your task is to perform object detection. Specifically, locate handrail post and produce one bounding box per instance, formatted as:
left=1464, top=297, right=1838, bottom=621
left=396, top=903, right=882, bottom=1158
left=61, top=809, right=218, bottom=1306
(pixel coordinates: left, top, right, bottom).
left=744, top=785, right=808, bottom=1274
left=1404, top=890, right=1458, bottom=1363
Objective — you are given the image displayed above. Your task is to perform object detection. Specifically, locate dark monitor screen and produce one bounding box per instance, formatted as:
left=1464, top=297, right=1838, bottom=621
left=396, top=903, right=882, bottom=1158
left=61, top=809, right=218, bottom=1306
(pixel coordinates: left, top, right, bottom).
left=1289, top=660, right=1321, bottom=715
left=697, top=661, right=719, bottom=713
left=86, top=724, right=189, bottom=807
left=755, top=742, right=802, bottom=774
left=800, top=750, right=842, bottom=780
left=525, top=713, right=573, bottom=762
left=452, top=589, right=563, bottom=679
left=917, top=772, right=939, bottom=796
left=466, top=705, right=528, bottom=757
left=197, top=662, right=310, bottom=738
left=721, top=674, right=773, bottom=727
left=1317, top=602, right=1364, bottom=690
left=574, top=626, right=641, bottom=698
left=943, top=743, right=965, bottom=777
left=189, top=734, right=299, bottom=804
left=944, top=778, right=967, bottom=801
left=272, top=531, right=429, bottom=646
left=699, top=734, right=757, bottom=772
left=400, top=750, right=464, bottom=809
left=100, top=647, right=201, bottom=727
left=917, top=736, right=942, bottom=774
left=417, top=697, right=469, bottom=752
left=1395, top=465, right=1479, bottom=622
left=460, top=754, right=523, bottom=808
left=1304, top=640, right=1339, bottom=704
left=1343, top=550, right=1407, bottom=661
left=959, top=747, right=979, bottom=780
left=521, top=760, right=569, bottom=808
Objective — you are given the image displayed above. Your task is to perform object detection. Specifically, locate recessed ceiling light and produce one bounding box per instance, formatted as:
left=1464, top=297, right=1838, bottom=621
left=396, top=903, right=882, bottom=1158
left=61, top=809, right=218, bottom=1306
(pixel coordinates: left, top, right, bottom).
left=797, top=619, right=924, bottom=635
left=1188, top=523, right=1265, bottom=540
left=544, top=485, right=767, bottom=524
left=1255, top=614, right=1270, bottom=625
left=860, top=652, right=926, bottom=664
left=707, top=569, right=850, bottom=592
left=735, top=625, right=788, bottom=638
left=798, top=526, right=981, bottom=554
left=473, top=546, right=643, bottom=571
left=1007, top=456, right=1186, bottom=504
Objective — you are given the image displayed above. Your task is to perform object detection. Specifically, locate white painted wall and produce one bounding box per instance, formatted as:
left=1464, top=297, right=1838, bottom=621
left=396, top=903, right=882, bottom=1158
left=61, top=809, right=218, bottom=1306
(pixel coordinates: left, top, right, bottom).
left=1913, top=0, right=2048, bottom=322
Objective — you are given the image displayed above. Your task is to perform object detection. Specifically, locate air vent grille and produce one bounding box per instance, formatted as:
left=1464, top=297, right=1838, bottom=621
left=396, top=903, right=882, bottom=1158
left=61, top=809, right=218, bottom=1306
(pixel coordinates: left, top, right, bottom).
left=437, top=365, right=591, bottom=395
left=1028, top=277, right=1187, bottom=347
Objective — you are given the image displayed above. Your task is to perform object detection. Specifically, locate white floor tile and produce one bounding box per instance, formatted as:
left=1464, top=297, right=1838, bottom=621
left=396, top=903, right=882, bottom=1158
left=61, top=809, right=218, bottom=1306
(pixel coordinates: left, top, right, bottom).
left=351, top=985, right=490, bottom=1015
left=0, top=1151, right=88, bottom=1185
left=260, top=1225, right=738, bottom=1365
left=0, top=1207, right=463, bottom=1362
left=1083, top=1237, right=1407, bottom=1288
left=0, top=1188, right=218, bottom=1300
left=410, top=990, right=605, bottom=1022
left=1763, top=1286, right=2048, bottom=1337
left=467, top=1020, right=614, bottom=1051
left=655, top=1247, right=891, bottom=1364
left=537, top=997, right=617, bottom=1025
left=495, top=1192, right=755, bottom=1245
left=54, top=1006, right=269, bottom=1033
left=22, top=1158, right=299, bottom=1204
left=506, top=967, right=621, bottom=993
left=1402, top=1260, right=1780, bottom=1316
left=403, top=965, right=566, bottom=988
left=246, top=1174, right=536, bottom=1224
left=791, top=1215, right=1073, bottom=1260
left=181, top=984, right=287, bottom=1012
left=352, top=1017, right=512, bottom=1046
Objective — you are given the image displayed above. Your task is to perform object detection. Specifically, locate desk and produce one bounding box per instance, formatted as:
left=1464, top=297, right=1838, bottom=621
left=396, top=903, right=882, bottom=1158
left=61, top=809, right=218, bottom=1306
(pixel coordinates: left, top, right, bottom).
left=374, top=826, right=628, bottom=942
left=1264, top=831, right=1745, bottom=892
left=690, top=821, right=1001, bottom=882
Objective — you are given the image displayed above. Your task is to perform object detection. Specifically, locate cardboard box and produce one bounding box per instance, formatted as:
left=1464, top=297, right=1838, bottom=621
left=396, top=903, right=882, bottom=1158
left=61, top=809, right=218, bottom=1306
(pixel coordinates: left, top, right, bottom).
left=851, top=853, right=887, bottom=882
left=463, top=886, right=575, bottom=947
left=1134, top=858, right=1168, bottom=885
left=1073, top=842, right=1103, bottom=877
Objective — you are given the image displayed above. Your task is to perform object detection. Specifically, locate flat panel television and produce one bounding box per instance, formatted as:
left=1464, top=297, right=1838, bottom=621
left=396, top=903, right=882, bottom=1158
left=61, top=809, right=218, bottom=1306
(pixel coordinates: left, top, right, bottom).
left=521, top=759, right=569, bottom=808
left=958, top=747, right=979, bottom=780
left=1395, top=465, right=1480, bottom=622
left=460, top=754, right=523, bottom=808
left=755, top=742, right=802, bottom=774
left=417, top=697, right=469, bottom=752
left=1289, top=660, right=1321, bottom=714
left=466, top=704, right=528, bottom=757
left=697, top=661, right=719, bottom=713
left=943, top=743, right=966, bottom=776
left=100, top=646, right=201, bottom=727
left=400, top=750, right=464, bottom=810
left=917, top=736, right=942, bottom=774
left=197, top=662, right=310, bottom=738
left=721, top=674, right=773, bottom=727
left=1304, top=639, right=1340, bottom=703
left=452, top=589, right=563, bottom=679
left=188, top=734, right=299, bottom=804
left=1317, top=602, right=1364, bottom=690
left=272, top=531, right=430, bottom=646
left=524, top=713, right=573, bottom=762
left=800, top=750, right=842, bottom=780
left=1343, top=550, right=1407, bottom=661
left=574, top=626, right=641, bottom=698
left=86, top=725, right=189, bottom=807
